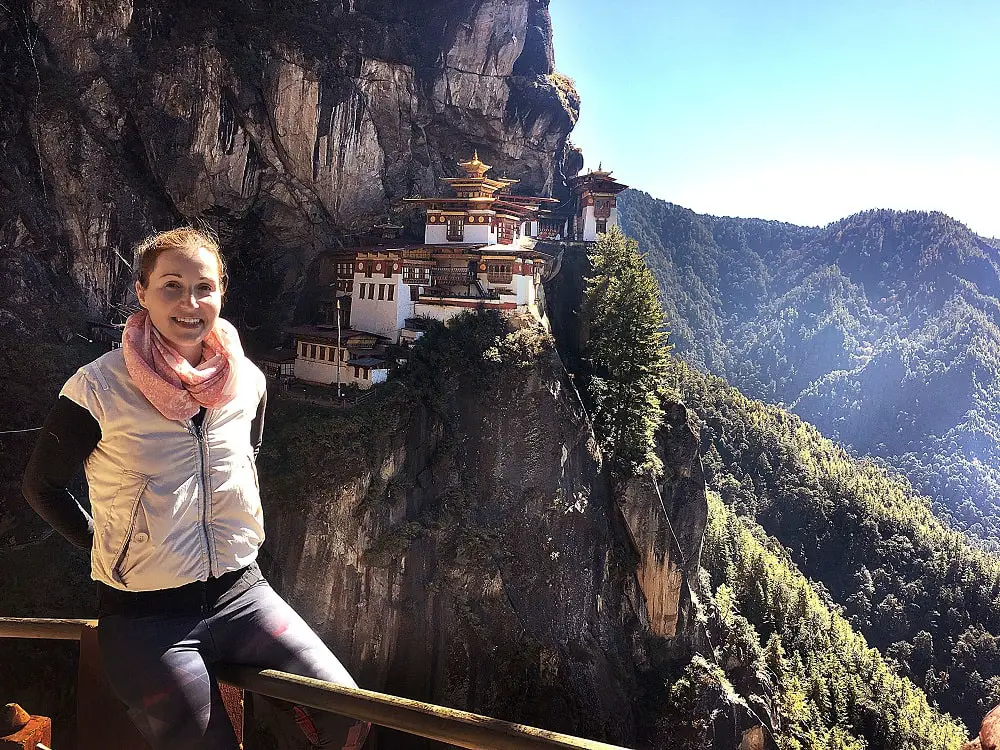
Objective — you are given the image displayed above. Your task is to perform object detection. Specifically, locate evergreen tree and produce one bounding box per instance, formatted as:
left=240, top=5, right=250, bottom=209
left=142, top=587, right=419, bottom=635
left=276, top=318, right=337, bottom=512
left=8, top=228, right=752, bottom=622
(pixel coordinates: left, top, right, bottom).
left=582, top=226, right=671, bottom=479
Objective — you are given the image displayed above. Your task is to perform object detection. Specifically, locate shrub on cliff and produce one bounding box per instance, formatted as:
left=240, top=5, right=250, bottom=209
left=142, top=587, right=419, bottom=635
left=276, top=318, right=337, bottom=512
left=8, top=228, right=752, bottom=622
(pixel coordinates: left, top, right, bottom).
left=583, top=226, right=671, bottom=480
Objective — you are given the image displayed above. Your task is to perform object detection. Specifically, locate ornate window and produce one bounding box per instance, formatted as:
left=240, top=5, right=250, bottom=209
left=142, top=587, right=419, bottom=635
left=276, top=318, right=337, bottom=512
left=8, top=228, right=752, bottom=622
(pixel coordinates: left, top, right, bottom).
left=487, top=263, right=513, bottom=284
left=403, top=266, right=430, bottom=284
left=447, top=216, right=464, bottom=241
left=497, top=220, right=514, bottom=245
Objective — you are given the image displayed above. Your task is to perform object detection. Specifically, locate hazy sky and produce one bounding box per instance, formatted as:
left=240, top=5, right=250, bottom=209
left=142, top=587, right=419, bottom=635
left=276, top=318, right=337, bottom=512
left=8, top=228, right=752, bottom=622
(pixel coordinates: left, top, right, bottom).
left=548, top=1, right=1000, bottom=238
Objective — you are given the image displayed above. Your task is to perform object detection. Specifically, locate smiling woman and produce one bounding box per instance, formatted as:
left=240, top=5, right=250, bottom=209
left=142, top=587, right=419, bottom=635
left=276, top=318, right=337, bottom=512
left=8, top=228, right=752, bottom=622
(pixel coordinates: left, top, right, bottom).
left=20, top=227, right=370, bottom=750
left=134, top=229, right=226, bottom=365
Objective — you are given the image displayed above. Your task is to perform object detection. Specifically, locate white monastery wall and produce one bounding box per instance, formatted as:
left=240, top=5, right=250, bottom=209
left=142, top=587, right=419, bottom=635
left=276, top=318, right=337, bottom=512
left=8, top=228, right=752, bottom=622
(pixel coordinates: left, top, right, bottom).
left=296, top=358, right=348, bottom=386
left=395, top=279, right=415, bottom=332
left=413, top=303, right=465, bottom=324
left=352, top=275, right=401, bottom=339
left=514, top=273, right=534, bottom=307
left=425, top=224, right=448, bottom=244
left=582, top=206, right=598, bottom=241
left=462, top=223, right=492, bottom=244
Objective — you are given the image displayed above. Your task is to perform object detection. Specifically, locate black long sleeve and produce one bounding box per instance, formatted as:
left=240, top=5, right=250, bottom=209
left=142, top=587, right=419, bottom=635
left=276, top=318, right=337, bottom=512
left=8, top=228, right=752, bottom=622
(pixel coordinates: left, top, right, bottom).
left=21, top=396, right=100, bottom=550
left=251, top=389, right=266, bottom=458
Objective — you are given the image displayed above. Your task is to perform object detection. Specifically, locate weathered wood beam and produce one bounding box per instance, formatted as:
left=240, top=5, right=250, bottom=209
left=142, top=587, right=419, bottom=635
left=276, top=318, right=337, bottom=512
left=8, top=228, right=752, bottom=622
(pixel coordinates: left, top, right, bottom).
left=2, top=618, right=633, bottom=750
left=0, top=618, right=96, bottom=640
left=218, top=665, right=632, bottom=750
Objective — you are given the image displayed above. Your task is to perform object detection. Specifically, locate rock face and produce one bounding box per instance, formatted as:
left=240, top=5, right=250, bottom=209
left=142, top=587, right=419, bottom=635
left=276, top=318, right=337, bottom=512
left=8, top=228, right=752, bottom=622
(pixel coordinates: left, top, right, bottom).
left=256, top=316, right=708, bottom=748
left=618, top=400, right=707, bottom=639
left=0, top=0, right=578, bottom=343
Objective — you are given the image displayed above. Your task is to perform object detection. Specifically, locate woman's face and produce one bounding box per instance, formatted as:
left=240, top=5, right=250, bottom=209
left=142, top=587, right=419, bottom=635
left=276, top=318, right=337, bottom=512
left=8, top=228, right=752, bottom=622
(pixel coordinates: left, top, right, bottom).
left=136, top=246, right=223, bottom=363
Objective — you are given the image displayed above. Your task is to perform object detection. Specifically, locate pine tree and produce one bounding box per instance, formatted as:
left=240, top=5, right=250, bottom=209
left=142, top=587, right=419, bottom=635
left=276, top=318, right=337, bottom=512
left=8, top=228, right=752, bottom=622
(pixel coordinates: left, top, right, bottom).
left=582, top=226, right=671, bottom=480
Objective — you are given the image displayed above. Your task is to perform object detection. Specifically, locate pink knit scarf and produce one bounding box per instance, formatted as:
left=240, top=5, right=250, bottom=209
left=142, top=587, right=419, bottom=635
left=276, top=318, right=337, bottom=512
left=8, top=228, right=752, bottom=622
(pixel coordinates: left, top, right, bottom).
left=122, top=309, right=242, bottom=421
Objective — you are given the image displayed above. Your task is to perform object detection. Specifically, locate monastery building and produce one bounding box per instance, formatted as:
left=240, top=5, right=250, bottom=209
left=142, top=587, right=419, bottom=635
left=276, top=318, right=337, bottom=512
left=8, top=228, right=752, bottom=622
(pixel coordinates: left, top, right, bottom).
left=279, top=153, right=627, bottom=390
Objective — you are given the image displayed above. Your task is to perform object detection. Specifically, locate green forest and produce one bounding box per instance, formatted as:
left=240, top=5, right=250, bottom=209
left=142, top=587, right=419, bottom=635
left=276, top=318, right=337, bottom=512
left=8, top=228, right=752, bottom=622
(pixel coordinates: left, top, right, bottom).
left=666, top=352, right=1000, bottom=736
left=700, top=492, right=967, bottom=749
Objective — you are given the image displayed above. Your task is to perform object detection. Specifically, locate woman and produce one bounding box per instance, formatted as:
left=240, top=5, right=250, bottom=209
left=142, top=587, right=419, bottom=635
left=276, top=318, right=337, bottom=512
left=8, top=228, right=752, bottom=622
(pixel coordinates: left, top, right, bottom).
left=22, top=228, right=369, bottom=750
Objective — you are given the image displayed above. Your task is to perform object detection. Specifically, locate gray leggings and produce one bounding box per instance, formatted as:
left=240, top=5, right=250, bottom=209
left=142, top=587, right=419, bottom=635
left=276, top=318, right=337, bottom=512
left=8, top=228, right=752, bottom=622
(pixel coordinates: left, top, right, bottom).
left=98, top=576, right=369, bottom=749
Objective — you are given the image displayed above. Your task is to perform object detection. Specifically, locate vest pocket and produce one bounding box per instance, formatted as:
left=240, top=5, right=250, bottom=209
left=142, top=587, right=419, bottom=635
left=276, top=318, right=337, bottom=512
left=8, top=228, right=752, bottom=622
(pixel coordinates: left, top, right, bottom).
left=108, top=471, right=152, bottom=585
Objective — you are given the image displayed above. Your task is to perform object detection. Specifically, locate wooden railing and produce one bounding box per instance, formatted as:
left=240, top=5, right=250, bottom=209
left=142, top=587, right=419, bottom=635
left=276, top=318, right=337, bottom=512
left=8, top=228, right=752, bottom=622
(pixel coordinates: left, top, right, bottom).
left=0, top=617, right=631, bottom=750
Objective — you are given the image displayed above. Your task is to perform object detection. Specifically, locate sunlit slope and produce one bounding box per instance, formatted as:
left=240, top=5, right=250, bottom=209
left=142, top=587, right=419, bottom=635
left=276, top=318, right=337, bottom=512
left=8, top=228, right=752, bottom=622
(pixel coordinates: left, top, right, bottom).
left=667, top=356, right=1000, bottom=730
left=702, top=493, right=968, bottom=749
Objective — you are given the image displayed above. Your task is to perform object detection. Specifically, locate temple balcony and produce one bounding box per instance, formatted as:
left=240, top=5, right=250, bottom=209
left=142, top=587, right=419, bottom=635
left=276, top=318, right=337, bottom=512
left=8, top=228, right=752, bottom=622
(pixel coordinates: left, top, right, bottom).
left=430, top=270, right=472, bottom=286
left=418, top=288, right=501, bottom=302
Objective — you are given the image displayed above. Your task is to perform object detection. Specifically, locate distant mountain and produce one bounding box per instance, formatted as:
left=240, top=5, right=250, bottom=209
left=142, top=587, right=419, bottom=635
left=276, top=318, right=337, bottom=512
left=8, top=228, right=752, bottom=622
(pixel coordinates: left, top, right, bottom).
left=619, top=190, right=1000, bottom=547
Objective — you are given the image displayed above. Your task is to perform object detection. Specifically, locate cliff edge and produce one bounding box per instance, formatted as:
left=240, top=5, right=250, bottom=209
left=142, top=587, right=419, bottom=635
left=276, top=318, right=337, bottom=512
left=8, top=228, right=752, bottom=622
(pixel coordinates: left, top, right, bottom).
left=256, top=312, right=709, bottom=747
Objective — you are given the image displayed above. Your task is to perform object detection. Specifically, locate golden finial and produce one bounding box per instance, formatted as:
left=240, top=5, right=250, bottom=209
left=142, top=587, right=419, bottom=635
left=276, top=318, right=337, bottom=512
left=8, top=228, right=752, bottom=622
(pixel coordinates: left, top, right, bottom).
left=459, top=150, right=491, bottom=178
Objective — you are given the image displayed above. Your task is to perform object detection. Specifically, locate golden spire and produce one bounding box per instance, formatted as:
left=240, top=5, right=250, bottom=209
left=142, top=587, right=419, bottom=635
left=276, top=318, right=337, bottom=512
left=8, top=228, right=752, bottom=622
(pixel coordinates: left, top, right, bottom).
left=458, top=150, right=491, bottom=178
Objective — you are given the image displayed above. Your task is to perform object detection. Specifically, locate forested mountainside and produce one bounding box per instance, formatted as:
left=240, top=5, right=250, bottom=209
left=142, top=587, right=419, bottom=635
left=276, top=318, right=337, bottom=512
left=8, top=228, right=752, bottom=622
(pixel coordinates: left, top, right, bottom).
left=618, top=190, right=1000, bottom=547
left=701, top=494, right=968, bottom=750
left=667, top=355, right=1000, bottom=733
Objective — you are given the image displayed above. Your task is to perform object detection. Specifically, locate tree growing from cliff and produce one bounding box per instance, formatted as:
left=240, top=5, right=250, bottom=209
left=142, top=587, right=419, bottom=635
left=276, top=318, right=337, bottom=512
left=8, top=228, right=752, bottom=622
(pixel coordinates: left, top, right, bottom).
left=583, top=226, right=671, bottom=480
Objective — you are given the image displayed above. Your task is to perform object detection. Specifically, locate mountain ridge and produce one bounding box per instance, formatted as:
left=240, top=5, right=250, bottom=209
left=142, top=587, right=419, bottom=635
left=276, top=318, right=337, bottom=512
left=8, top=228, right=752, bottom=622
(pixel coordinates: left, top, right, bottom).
left=618, top=189, right=1000, bottom=548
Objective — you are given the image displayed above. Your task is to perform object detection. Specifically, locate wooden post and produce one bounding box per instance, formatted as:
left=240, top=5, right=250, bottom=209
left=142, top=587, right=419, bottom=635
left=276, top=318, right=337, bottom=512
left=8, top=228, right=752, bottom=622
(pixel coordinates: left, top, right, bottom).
left=0, top=704, right=51, bottom=750
left=77, top=624, right=244, bottom=750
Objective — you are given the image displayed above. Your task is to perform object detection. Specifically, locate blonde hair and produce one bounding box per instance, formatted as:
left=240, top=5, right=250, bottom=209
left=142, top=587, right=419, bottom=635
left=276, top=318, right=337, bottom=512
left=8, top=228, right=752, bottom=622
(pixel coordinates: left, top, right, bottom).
left=134, top=227, right=227, bottom=291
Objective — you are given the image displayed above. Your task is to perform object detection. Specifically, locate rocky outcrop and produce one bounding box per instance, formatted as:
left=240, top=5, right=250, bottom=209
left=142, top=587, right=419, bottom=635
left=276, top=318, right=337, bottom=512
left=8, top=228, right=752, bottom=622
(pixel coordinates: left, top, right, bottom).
left=255, top=315, right=708, bottom=748
left=0, top=0, right=578, bottom=343
left=618, top=401, right=707, bottom=639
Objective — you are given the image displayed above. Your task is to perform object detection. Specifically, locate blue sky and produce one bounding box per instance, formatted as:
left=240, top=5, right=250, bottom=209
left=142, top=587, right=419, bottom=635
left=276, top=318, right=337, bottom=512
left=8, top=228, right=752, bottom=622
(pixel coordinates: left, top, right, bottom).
left=548, top=1, right=1000, bottom=238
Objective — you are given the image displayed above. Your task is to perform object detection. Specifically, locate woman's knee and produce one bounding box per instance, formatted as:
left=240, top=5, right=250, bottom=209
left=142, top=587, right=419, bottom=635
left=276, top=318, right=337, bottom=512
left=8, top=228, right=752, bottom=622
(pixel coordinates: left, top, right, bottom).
left=221, top=582, right=359, bottom=688
left=98, top=616, right=238, bottom=749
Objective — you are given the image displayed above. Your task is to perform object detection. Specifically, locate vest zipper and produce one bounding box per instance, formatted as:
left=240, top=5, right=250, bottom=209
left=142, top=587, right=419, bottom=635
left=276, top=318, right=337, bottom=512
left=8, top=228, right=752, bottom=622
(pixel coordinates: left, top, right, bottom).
left=189, top=416, right=217, bottom=578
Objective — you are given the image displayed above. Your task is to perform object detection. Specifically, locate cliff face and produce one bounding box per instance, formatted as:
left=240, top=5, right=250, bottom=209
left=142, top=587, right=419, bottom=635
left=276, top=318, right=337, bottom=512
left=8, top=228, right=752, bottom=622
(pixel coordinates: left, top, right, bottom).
left=0, top=0, right=577, bottom=342
left=255, top=314, right=708, bottom=748
left=0, top=4, right=724, bottom=746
